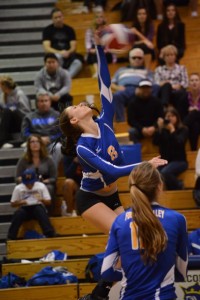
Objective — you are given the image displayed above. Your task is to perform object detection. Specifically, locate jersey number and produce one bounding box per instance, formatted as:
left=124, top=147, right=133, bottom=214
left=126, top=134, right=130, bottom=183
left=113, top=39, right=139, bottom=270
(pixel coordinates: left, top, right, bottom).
left=107, top=146, right=118, bottom=161
left=130, top=221, right=144, bottom=250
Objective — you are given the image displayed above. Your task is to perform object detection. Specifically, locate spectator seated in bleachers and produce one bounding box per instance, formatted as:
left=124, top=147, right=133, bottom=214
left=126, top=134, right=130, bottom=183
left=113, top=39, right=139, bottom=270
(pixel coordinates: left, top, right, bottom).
left=7, top=168, right=56, bottom=240
left=42, top=8, right=83, bottom=78
left=131, top=6, right=155, bottom=70
left=184, top=73, right=200, bottom=151
left=0, top=76, right=31, bottom=149
left=82, top=0, right=106, bottom=13
left=34, top=53, right=72, bottom=112
left=21, top=92, right=62, bottom=168
left=154, top=45, right=189, bottom=121
left=62, top=155, right=82, bottom=217
left=164, top=0, right=198, bottom=18
left=111, top=48, right=159, bottom=122
left=85, top=12, right=114, bottom=78
left=153, top=107, right=188, bottom=190
left=156, top=2, right=186, bottom=64
left=16, top=134, right=57, bottom=216
left=127, top=79, right=164, bottom=144
left=117, top=0, right=161, bottom=21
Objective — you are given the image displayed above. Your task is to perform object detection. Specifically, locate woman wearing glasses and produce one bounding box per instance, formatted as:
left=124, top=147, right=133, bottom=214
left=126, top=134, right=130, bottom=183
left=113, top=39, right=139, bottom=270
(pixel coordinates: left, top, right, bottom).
left=16, top=134, right=57, bottom=215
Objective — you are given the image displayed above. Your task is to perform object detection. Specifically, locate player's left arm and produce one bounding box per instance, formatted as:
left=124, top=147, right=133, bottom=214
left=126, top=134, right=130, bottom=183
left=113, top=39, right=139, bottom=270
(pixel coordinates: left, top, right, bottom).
left=77, top=145, right=140, bottom=179
left=101, top=221, right=123, bottom=282
left=175, top=214, right=188, bottom=281
left=95, top=39, right=114, bottom=128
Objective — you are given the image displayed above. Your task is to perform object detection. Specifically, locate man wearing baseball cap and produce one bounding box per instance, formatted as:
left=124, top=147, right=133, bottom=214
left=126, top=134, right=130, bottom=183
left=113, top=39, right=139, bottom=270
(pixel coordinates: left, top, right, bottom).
left=7, top=168, right=56, bottom=240
left=127, top=79, right=164, bottom=144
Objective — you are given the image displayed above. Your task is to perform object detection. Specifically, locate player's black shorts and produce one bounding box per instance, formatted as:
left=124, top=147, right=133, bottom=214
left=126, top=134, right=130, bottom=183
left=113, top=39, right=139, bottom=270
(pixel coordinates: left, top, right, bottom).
left=76, top=189, right=122, bottom=215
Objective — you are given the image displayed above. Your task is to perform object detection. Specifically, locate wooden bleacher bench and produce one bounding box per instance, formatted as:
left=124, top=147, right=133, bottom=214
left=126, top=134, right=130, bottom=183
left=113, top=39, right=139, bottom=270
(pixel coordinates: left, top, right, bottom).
left=143, top=151, right=197, bottom=170
left=7, top=235, right=108, bottom=260
left=2, top=258, right=89, bottom=281
left=3, top=207, right=199, bottom=299
left=7, top=206, right=199, bottom=260
left=56, top=148, right=196, bottom=193
left=79, top=283, right=96, bottom=298
left=18, top=187, right=197, bottom=238
left=0, top=284, right=78, bottom=300
left=17, top=216, right=101, bottom=238
left=16, top=188, right=197, bottom=239
left=71, top=77, right=100, bottom=107
left=114, top=121, right=200, bottom=153
left=120, top=190, right=197, bottom=210
left=117, top=170, right=195, bottom=191
left=71, top=62, right=126, bottom=105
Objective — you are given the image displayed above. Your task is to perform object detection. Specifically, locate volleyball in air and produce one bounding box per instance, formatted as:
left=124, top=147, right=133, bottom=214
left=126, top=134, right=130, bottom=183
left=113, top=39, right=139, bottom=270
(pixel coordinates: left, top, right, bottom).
left=100, top=24, right=135, bottom=50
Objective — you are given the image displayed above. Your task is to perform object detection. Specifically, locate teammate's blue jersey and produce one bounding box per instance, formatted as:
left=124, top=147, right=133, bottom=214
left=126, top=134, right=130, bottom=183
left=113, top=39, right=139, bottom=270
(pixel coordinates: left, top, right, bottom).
left=101, top=204, right=188, bottom=300
left=76, top=45, right=140, bottom=192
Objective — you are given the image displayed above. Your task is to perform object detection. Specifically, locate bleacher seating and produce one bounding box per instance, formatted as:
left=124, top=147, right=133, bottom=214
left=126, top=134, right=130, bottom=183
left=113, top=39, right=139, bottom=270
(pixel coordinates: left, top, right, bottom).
left=0, top=284, right=78, bottom=300
left=2, top=258, right=89, bottom=280
left=1, top=1, right=200, bottom=299
left=6, top=235, right=108, bottom=259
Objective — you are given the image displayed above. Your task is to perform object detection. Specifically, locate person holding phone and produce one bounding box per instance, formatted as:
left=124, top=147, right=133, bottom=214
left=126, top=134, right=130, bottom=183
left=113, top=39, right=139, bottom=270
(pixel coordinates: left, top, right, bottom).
left=153, top=106, right=188, bottom=190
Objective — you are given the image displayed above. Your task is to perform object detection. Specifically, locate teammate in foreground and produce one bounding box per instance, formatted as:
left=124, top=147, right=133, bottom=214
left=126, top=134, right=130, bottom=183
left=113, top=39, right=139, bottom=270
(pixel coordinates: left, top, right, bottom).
left=59, top=32, right=168, bottom=300
left=101, top=162, right=188, bottom=300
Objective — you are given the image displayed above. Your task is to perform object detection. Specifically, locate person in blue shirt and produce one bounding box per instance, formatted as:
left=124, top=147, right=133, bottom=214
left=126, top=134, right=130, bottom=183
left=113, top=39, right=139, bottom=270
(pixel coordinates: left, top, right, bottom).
left=59, top=32, right=168, bottom=300
left=101, top=161, right=188, bottom=300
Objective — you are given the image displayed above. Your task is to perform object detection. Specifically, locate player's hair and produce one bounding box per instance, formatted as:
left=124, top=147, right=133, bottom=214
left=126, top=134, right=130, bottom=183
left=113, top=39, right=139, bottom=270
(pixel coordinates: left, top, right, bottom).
left=128, top=162, right=167, bottom=264
left=59, top=108, right=84, bottom=156
left=24, top=134, right=48, bottom=162
left=59, top=103, right=100, bottom=156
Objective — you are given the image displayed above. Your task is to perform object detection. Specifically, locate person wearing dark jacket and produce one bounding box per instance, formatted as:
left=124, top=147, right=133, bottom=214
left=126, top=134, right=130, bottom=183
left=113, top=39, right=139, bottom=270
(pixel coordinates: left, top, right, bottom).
left=153, top=107, right=188, bottom=190
left=21, top=93, right=62, bottom=167
left=127, top=79, right=164, bottom=144
left=156, top=3, right=185, bottom=63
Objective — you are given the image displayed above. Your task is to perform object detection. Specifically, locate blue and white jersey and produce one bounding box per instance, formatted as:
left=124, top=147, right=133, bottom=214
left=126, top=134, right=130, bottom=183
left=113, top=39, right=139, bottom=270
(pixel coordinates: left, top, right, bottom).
left=76, top=45, right=140, bottom=192
left=101, top=204, right=188, bottom=300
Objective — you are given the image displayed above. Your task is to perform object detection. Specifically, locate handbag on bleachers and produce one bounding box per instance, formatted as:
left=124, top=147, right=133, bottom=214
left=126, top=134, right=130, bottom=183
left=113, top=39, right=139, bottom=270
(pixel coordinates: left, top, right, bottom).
left=0, top=272, right=26, bottom=289
left=26, top=266, right=78, bottom=286
left=85, top=252, right=105, bottom=282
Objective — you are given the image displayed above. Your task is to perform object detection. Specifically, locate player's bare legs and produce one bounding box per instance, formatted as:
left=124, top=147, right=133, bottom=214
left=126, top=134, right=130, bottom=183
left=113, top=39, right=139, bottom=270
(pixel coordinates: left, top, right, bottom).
left=82, top=202, right=124, bottom=234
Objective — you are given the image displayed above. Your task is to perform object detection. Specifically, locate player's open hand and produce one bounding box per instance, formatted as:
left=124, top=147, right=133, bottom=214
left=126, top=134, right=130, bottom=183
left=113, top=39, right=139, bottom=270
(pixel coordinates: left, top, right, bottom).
left=148, top=156, right=168, bottom=168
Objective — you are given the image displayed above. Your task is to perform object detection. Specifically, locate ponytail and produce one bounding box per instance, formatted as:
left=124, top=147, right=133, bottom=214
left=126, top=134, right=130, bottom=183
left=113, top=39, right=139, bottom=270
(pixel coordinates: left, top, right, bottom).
left=129, top=162, right=167, bottom=264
